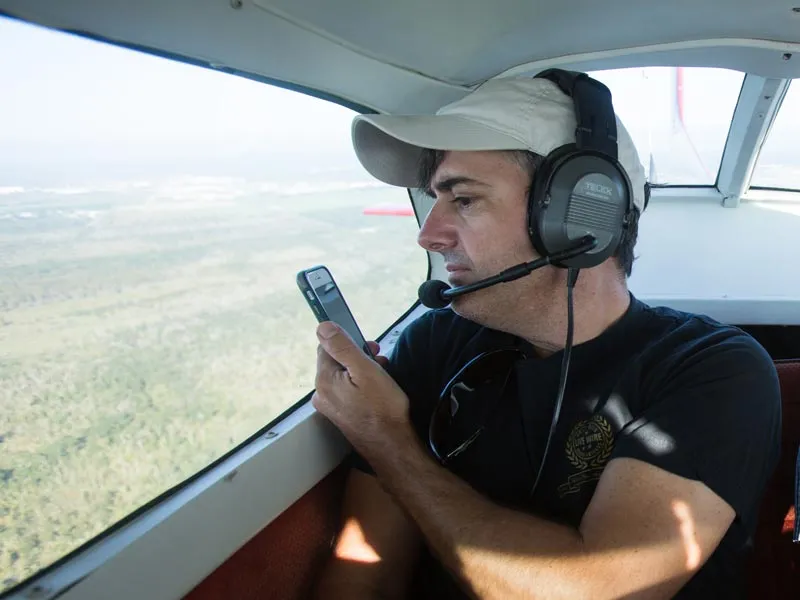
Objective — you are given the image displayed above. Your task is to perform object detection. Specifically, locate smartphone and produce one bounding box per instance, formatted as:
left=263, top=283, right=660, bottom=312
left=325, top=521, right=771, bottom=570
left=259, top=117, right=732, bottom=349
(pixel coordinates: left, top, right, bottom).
left=297, top=265, right=374, bottom=358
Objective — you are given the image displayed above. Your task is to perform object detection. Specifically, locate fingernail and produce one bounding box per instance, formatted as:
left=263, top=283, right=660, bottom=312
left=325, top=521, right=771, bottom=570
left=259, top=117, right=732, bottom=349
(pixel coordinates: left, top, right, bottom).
left=318, top=322, right=338, bottom=339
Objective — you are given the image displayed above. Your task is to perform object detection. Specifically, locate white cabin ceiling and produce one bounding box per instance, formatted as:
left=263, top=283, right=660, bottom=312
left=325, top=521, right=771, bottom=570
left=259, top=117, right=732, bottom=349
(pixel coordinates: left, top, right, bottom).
left=253, top=0, right=800, bottom=85
left=1, top=0, right=799, bottom=114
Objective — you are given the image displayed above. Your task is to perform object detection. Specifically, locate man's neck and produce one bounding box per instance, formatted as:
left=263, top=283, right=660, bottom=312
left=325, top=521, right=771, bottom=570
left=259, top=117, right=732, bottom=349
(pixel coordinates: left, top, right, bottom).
left=516, top=269, right=631, bottom=357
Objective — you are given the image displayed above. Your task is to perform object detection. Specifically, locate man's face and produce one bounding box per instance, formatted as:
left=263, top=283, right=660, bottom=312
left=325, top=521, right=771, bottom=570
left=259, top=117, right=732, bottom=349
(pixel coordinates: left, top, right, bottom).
left=417, top=150, right=553, bottom=327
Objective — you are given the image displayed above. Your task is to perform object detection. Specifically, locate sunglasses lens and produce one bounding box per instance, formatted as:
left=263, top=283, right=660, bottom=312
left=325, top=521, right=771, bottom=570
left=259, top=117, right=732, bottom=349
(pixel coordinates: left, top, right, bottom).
left=429, top=397, right=451, bottom=461
left=430, top=349, right=523, bottom=463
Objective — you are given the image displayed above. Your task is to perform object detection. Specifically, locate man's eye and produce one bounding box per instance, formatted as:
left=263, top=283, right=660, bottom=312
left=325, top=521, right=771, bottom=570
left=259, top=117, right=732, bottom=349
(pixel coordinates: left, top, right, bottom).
left=454, top=196, right=474, bottom=208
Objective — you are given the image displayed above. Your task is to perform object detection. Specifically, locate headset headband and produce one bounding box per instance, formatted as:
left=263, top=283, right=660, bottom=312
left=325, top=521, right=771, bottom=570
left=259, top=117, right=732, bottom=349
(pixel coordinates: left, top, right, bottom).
left=526, top=69, right=633, bottom=270
left=535, top=69, right=618, bottom=160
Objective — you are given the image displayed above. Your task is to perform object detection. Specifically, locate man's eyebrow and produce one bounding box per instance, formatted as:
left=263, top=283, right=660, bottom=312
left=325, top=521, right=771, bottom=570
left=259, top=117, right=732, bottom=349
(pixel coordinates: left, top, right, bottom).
left=427, top=176, right=488, bottom=196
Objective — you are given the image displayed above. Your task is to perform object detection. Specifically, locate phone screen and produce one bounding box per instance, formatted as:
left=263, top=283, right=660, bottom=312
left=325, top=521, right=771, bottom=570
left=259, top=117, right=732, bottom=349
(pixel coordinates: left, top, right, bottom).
left=305, top=267, right=370, bottom=353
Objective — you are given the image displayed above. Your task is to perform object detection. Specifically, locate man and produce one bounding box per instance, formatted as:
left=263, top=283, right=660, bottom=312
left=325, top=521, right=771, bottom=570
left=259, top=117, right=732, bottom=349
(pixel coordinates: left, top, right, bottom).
left=310, top=74, right=781, bottom=599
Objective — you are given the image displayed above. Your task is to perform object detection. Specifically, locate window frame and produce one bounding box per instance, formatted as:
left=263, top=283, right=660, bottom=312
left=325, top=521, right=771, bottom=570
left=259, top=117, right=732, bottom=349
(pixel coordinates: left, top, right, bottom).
left=715, top=74, right=792, bottom=205
left=746, top=78, right=799, bottom=194
left=0, top=17, right=431, bottom=597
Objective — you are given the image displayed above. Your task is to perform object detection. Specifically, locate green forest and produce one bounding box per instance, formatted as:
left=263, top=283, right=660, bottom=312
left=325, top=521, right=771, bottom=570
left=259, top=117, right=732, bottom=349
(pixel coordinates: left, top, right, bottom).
left=0, top=182, right=425, bottom=590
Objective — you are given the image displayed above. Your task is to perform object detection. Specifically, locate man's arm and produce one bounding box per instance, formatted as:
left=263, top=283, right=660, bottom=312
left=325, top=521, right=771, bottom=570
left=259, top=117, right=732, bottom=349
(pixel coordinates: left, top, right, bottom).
left=314, top=468, right=423, bottom=600
left=311, top=322, right=778, bottom=600
left=371, top=430, right=734, bottom=600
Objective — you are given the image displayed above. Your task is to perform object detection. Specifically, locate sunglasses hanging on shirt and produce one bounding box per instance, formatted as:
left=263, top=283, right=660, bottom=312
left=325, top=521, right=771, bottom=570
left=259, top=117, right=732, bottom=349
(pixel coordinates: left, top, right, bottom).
left=428, top=268, right=579, bottom=500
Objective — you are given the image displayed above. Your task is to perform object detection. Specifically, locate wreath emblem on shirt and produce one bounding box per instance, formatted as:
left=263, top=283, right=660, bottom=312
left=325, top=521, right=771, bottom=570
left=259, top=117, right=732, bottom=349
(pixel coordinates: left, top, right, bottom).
left=564, top=414, right=614, bottom=471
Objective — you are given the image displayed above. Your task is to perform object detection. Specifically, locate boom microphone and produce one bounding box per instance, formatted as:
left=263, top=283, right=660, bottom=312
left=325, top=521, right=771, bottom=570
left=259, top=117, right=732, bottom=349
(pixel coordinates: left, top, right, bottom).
left=418, top=280, right=452, bottom=310
left=417, top=235, right=597, bottom=309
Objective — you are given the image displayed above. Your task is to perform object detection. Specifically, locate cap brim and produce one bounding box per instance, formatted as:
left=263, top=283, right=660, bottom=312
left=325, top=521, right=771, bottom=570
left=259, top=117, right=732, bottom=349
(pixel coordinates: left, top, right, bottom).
left=352, top=114, right=528, bottom=188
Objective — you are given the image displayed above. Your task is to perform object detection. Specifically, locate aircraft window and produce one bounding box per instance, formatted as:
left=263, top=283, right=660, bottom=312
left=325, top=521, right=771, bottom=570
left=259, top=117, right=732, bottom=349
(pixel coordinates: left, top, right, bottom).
left=588, top=67, right=745, bottom=186
left=751, top=80, right=799, bottom=191
left=0, top=16, right=425, bottom=592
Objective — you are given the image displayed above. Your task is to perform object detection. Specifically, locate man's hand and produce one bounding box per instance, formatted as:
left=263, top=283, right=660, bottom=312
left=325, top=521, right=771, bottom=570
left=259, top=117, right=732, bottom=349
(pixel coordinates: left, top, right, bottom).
left=312, top=321, right=414, bottom=462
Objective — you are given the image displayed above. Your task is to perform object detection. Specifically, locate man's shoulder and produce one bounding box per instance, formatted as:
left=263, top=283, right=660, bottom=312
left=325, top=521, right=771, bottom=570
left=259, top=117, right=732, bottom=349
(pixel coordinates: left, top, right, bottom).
left=642, top=296, right=774, bottom=369
left=614, top=300, right=781, bottom=540
left=634, top=298, right=779, bottom=394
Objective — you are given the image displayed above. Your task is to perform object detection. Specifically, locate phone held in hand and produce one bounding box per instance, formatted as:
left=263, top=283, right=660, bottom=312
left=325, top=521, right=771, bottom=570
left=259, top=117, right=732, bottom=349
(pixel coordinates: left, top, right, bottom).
left=297, top=265, right=375, bottom=358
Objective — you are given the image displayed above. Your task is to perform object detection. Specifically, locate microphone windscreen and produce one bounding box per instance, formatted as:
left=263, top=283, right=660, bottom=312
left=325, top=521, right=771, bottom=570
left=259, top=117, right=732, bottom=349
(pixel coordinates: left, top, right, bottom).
left=418, top=280, right=451, bottom=309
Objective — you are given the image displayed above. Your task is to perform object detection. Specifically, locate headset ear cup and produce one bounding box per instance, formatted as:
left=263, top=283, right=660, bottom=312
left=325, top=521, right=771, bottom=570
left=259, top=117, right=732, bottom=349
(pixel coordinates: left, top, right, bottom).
left=527, top=145, right=576, bottom=258
left=528, top=145, right=632, bottom=270
left=527, top=164, right=548, bottom=257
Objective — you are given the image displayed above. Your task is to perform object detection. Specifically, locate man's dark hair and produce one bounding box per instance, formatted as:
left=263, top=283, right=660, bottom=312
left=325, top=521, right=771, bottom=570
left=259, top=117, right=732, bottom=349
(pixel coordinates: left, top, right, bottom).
left=417, top=148, right=645, bottom=278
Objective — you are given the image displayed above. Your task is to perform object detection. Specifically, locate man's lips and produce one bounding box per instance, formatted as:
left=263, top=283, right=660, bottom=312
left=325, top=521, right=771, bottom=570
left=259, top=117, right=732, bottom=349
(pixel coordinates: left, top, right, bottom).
left=445, top=264, right=469, bottom=273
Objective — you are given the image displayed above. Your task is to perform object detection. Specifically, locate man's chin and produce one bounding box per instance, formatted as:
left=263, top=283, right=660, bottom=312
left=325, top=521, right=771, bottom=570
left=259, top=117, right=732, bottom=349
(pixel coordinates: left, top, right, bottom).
left=446, top=275, right=514, bottom=318
left=447, top=271, right=476, bottom=288
left=448, top=293, right=492, bottom=327
left=448, top=282, right=489, bottom=312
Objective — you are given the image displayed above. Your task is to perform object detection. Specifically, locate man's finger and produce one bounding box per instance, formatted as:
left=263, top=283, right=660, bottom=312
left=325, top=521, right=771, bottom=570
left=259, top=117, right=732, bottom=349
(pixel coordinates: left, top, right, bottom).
left=317, top=321, right=371, bottom=374
left=316, top=339, right=345, bottom=388
left=366, top=340, right=390, bottom=369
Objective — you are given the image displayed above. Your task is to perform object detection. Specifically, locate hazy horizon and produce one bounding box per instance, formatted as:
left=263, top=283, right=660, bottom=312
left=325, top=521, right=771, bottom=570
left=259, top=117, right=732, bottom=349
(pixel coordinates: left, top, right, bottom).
left=2, top=15, right=798, bottom=191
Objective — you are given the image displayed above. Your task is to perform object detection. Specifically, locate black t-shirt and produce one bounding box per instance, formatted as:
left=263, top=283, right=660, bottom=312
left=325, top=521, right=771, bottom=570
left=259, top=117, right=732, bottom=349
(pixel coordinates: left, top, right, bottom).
left=351, top=294, right=781, bottom=599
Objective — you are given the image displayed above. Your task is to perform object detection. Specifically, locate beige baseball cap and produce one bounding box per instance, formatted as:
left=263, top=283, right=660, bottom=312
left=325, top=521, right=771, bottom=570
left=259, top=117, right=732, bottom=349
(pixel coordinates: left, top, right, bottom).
left=352, top=76, right=647, bottom=212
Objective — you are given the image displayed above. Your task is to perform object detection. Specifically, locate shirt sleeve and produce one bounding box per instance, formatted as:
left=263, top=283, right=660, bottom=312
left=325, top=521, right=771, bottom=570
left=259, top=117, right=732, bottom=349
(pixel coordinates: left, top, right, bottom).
left=612, top=332, right=782, bottom=531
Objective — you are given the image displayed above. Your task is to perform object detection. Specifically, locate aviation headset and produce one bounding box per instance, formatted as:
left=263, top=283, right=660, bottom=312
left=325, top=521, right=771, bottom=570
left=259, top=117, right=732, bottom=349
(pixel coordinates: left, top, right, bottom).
left=526, top=68, right=635, bottom=269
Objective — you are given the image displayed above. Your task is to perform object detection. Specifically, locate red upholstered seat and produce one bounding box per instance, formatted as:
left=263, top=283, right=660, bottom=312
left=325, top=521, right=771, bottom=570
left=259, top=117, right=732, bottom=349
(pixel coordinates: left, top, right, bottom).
left=747, top=360, right=800, bottom=598
left=183, top=463, right=347, bottom=600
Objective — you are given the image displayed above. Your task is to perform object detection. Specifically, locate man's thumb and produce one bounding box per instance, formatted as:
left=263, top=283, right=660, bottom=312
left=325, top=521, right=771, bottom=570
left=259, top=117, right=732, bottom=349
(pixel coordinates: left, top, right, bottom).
left=317, top=322, right=365, bottom=368
left=317, top=321, right=340, bottom=340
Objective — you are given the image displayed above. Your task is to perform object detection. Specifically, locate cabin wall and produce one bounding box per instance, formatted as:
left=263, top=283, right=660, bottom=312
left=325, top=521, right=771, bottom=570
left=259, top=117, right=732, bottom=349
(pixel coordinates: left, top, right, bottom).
left=183, top=463, right=348, bottom=600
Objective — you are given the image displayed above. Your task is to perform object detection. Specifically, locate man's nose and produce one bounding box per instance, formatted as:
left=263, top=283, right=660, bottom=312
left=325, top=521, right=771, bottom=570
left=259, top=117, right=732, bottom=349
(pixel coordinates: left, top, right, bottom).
left=417, top=199, right=457, bottom=253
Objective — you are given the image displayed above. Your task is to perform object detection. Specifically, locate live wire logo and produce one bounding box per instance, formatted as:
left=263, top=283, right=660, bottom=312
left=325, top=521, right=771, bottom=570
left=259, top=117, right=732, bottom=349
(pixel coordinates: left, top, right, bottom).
left=558, top=414, right=615, bottom=497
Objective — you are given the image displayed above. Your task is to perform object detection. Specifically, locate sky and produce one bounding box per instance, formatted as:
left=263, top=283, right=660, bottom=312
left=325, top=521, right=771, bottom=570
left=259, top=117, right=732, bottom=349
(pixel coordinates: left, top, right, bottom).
left=0, top=15, right=364, bottom=186
left=0, top=13, right=797, bottom=189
